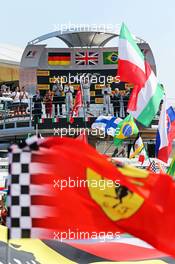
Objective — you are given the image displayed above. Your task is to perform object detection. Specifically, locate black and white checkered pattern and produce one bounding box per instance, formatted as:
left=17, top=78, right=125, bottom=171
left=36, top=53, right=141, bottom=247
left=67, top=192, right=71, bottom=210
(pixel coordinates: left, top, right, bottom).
left=149, top=160, right=157, bottom=173
left=7, top=136, right=40, bottom=239
left=148, top=160, right=166, bottom=174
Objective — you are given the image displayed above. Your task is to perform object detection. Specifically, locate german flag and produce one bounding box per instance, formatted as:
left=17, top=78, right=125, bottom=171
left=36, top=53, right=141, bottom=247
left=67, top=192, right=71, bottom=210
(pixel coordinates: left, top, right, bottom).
left=48, top=52, right=71, bottom=66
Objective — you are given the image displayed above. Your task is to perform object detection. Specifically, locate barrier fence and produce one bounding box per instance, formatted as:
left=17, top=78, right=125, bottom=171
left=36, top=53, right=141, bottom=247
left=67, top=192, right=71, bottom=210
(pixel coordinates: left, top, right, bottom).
left=0, top=97, right=131, bottom=127
left=0, top=97, right=174, bottom=130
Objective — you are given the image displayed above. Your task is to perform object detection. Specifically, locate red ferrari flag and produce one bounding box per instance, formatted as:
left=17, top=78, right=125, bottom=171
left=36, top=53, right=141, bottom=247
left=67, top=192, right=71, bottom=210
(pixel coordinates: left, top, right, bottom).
left=7, top=136, right=175, bottom=257
left=70, top=88, right=82, bottom=123
left=73, top=88, right=82, bottom=115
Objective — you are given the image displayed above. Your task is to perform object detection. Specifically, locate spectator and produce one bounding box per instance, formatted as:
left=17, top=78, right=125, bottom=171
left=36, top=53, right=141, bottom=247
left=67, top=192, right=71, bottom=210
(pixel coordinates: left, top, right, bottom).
left=52, top=81, right=64, bottom=116
left=1, top=84, right=7, bottom=95
left=5, top=87, right=11, bottom=97
left=11, top=86, right=20, bottom=115
left=112, top=88, right=120, bottom=117
left=20, top=86, right=29, bottom=115
left=112, top=145, right=127, bottom=158
left=64, top=83, right=74, bottom=115
left=33, top=89, right=43, bottom=123
left=102, top=83, right=112, bottom=115
left=125, top=86, right=131, bottom=97
left=0, top=195, right=7, bottom=226
left=2, top=86, right=11, bottom=98
left=44, top=90, right=52, bottom=118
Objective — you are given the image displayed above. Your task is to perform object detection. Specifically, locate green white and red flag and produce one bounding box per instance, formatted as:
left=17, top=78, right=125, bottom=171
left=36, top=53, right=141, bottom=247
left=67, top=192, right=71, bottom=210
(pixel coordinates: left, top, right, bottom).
left=118, top=23, right=164, bottom=127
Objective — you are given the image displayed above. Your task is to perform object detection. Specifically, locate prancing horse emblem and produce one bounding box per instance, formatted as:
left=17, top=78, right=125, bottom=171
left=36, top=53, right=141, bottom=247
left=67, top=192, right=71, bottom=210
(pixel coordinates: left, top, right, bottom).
left=87, top=168, right=144, bottom=221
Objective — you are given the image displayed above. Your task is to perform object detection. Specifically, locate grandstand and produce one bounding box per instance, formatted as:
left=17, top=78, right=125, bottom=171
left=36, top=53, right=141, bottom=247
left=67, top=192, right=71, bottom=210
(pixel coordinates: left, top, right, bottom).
left=0, top=43, right=23, bottom=84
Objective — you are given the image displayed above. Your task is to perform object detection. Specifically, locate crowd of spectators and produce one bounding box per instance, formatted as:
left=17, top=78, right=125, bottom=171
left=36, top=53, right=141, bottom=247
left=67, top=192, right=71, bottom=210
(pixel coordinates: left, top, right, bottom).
left=0, top=194, right=7, bottom=226
left=0, top=84, right=29, bottom=116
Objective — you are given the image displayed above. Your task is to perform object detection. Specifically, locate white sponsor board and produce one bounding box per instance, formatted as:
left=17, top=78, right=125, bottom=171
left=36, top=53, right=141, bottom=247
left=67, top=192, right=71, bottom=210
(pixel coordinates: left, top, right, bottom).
left=0, top=159, right=8, bottom=188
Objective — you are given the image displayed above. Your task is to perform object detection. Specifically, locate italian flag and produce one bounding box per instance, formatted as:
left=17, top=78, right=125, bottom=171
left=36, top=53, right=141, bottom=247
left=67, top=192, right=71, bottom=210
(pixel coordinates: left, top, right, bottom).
left=52, top=117, right=59, bottom=123
left=38, top=118, right=44, bottom=124
left=84, top=116, right=90, bottom=122
left=118, top=23, right=164, bottom=127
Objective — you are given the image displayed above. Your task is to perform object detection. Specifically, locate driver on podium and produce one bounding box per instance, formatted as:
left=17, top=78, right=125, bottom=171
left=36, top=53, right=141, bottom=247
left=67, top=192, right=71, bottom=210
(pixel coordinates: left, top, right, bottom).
left=81, top=74, right=93, bottom=112
left=64, top=83, right=74, bottom=115
left=102, top=83, right=112, bottom=115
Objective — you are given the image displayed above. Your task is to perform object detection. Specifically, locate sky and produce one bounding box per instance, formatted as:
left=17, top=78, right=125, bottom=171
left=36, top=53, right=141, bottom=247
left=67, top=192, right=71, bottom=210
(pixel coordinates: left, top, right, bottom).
left=0, top=0, right=175, bottom=101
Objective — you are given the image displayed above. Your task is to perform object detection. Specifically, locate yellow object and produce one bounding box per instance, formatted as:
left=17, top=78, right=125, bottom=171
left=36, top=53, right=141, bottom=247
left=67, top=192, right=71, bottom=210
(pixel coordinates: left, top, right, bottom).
left=87, top=168, right=144, bottom=221
left=0, top=64, right=19, bottom=82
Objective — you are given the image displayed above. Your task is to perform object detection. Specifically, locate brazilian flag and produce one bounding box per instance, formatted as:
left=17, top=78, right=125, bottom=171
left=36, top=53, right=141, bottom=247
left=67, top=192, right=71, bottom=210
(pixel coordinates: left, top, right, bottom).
left=103, top=51, right=118, bottom=64
left=114, top=114, right=139, bottom=146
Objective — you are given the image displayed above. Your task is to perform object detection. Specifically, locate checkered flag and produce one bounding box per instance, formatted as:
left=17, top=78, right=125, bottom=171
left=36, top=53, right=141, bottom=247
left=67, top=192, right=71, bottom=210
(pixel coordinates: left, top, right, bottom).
left=148, top=160, right=157, bottom=173
left=7, top=136, right=54, bottom=239
left=148, top=160, right=166, bottom=174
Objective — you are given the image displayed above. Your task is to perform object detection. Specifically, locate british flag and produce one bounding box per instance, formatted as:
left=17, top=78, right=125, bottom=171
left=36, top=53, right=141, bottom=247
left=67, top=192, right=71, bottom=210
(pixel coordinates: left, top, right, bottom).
left=75, top=51, right=99, bottom=65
